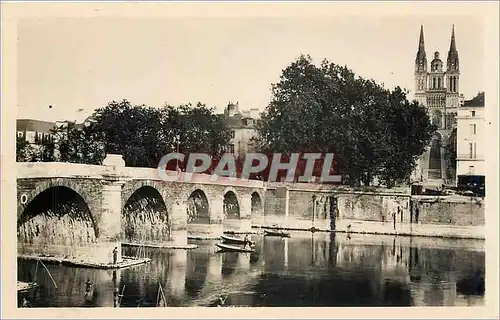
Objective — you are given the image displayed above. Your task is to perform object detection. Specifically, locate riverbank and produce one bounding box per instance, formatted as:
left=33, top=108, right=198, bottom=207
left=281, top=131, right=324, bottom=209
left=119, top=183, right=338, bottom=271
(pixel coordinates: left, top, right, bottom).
left=252, top=218, right=484, bottom=240
left=263, top=185, right=484, bottom=240
left=335, top=219, right=484, bottom=240
left=18, top=254, right=151, bottom=270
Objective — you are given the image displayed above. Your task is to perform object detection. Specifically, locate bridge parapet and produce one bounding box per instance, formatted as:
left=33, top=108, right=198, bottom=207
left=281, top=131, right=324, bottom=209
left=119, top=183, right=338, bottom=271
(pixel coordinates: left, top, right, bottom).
left=17, top=162, right=105, bottom=179
left=18, top=161, right=266, bottom=189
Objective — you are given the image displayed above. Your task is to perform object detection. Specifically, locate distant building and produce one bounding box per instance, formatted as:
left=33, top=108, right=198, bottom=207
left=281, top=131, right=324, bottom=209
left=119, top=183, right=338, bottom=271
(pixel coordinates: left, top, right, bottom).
left=17, top=117, right=99, bottom=162
left=223, top=101, right=261, bottom=157
left=412, top=25, right=465, bottom=186
left=455, top=92, right=485, bottom=190
left=16, top=119, right=56, bottom=144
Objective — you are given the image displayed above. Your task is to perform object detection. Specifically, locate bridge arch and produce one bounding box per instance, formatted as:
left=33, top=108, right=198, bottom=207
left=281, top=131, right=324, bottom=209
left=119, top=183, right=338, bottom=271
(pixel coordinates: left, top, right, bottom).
left=18, top=182, right=98, bottom=247
left=186, top=187, right=210, bottom=224
left=122, top=183, right=170, bottom=243
left=222, top=187, right=240, bottom=220
left=18, top=178, right=97, bottom=221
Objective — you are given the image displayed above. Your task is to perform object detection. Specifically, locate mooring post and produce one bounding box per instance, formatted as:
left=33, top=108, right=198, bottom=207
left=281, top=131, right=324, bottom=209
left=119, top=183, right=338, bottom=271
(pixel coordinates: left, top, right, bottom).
left=312, top=194, right=316, bottom=228
left=284, top=187, right=290, bottom=227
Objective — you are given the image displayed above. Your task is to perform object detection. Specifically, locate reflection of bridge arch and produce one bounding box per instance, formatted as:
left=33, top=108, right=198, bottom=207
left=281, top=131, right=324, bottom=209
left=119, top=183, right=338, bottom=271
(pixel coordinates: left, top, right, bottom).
left=122, top=185, right=170, bottom=243
left=18, top=185, right=98, bottom=247
left=223, top=187, right=240, bottom=219
left=187, top=189, right=210, bottom=224
left=185, top=250, right=210, bottom=299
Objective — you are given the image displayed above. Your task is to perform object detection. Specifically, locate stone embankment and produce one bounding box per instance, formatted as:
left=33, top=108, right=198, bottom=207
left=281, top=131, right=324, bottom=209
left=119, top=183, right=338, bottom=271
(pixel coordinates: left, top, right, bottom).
left=261, top=184, right=485, bottom=240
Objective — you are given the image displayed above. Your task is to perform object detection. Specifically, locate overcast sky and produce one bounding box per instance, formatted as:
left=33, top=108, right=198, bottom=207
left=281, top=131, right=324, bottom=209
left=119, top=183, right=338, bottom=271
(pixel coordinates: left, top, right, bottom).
left=17, top=15, right=485, bottom=122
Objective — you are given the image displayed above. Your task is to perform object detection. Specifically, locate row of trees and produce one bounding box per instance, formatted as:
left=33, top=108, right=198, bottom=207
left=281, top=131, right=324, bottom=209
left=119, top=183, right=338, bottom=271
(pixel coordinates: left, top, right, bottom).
left=17, top=55, right=436, bottom=187
left=17, top=101, right=232, bottom=168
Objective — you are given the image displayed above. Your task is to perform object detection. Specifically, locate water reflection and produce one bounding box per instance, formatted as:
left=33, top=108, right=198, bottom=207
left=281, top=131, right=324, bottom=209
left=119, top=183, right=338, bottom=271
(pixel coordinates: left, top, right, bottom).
left=17, top=232, right=484, bottom=307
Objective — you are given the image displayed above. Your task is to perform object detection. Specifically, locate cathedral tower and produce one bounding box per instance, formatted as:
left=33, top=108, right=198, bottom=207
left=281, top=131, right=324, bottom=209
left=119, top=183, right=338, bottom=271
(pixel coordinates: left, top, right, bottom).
left=412, top=25, right=462, bottom=185
left=445, top=25, right=461, bottom=129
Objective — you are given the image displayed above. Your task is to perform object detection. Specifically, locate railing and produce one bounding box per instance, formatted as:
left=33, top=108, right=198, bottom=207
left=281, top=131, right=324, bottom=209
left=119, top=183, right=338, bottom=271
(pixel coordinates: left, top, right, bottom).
left=456, top=154, right=484, bottom=161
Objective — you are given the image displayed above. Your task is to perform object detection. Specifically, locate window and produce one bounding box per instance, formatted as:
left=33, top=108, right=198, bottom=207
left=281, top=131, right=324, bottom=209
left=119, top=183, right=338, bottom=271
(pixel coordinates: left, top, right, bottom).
left=227, top=144, right=235, bottom=154
left=471, top=111, right=476, bottom=117
left=231, top=130, right=235, bottom=139
left=469, top=166, right=475, bottom=174
left=469, top=142, right=473, bottom=159
left=470, top=124, right=476, bottom=135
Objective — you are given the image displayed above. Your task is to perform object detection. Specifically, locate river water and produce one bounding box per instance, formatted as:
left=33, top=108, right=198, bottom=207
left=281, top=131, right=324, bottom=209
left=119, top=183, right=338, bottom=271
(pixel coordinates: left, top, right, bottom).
left=17, top=232, right=485, bottom=307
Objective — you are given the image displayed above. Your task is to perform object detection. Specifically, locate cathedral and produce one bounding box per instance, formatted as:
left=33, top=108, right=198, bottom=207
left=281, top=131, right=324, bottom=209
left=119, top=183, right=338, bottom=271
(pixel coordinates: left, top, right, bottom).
left=413, top=25, right=464, bottom=185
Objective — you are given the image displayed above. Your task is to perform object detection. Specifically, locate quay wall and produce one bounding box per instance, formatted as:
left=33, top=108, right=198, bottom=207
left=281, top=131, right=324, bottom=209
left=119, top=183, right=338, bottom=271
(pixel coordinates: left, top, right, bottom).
left=261, top=184, right=485, bottom=239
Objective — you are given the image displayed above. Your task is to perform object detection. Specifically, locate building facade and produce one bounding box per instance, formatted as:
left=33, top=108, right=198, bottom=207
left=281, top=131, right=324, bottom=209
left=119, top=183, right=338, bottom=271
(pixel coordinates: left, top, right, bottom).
left=455, top=92, right=485, bottom=189
left=412, top=25, right=464, bottom=186
left=16, top=119, right=56, bottom=145
left=223, top=102, right=261, bottom=158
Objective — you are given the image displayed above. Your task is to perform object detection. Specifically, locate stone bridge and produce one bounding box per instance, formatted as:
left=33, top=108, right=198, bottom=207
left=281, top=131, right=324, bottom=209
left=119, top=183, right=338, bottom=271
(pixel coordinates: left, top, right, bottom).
left=17, top=155, right=265, bottom=264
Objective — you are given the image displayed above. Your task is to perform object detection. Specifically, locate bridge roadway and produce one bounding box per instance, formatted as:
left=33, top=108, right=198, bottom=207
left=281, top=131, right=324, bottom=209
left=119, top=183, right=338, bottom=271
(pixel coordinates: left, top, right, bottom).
left=17, top=155, right=265, bottom=264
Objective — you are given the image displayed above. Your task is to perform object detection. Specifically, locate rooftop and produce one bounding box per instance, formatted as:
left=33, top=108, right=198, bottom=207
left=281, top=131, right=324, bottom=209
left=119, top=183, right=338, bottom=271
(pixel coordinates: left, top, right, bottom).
left=463, top=92, right=485, bottom=108
left=17, top=119, right=56, bottom=133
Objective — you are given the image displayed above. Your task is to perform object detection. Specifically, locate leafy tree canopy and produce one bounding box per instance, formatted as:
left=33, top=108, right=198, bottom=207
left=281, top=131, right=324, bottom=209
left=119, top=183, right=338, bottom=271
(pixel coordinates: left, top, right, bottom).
left=254, top=55, right=436, bottom=187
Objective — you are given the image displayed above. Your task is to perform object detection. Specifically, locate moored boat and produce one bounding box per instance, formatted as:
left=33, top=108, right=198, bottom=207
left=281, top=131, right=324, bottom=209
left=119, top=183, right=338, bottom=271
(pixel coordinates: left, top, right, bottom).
left=264, top=229, right=291, bottom=237
left=216, top=243, right=255, bottom=253
left=220, top=234, right=253, bottom=245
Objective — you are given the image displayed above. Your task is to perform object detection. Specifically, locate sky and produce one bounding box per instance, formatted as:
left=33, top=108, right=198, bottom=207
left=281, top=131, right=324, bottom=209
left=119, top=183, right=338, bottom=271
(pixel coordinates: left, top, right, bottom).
left=17, top=15, right=485, bottom=123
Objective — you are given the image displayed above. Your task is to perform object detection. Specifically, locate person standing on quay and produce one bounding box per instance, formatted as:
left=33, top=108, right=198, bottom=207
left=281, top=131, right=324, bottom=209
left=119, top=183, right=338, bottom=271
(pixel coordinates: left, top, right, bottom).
left=392, top=211, right=396, bottom=230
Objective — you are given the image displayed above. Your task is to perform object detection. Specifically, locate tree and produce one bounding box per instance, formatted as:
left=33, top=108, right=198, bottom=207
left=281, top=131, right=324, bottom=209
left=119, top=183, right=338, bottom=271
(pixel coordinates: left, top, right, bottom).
left=40, top=136, right=56, bottom=162
left=467, top=91, right=485, bottom=105
left=377, top=87, right=436, bottom=187
left=89, top=100, right=231, bottom=168
left=32, top=100, right=230, bottom=168
left=46, top=122, right=105, bottom=165
left=160, top=103, right=232, bottom=159
left=92, top=100, right=164, bottom=167
left=16, top=135, right=34, bottom=162
left=254, top=55, right=436, bottom=186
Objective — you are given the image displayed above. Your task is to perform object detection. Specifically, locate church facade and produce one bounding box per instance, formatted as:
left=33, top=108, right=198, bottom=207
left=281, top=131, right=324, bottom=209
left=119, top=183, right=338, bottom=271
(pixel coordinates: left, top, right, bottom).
left=412, top=25, right=464, bottom=186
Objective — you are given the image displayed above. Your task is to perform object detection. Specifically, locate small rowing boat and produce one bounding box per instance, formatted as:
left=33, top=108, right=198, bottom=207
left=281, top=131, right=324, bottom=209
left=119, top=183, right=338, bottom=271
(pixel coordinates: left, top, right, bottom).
left=264, top=229, right=291, bottom=237
left=216, top=243, right=255, bottom=253
left=220, top=234, right=253, bottom=245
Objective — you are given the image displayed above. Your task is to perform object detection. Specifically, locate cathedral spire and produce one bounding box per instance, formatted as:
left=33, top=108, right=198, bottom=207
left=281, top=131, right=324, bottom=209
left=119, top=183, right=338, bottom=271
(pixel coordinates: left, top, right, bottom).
left=447, top=24, right=459, bottom=71
left=415, top=25, right=427, bottom=72
left=449, top=24, right=457, bottom=52
left=419, top=25, right=425, bottom=51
